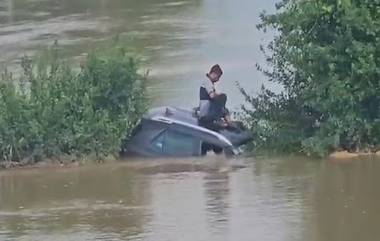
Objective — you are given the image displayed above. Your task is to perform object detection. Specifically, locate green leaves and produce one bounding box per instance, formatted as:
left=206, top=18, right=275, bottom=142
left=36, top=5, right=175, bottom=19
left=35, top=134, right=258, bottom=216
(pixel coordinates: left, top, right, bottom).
left=0, top=44, right=148, bottom=164
left=241, top=0, right=380, bottom=157
left=338, top=0, right=352, bottom=9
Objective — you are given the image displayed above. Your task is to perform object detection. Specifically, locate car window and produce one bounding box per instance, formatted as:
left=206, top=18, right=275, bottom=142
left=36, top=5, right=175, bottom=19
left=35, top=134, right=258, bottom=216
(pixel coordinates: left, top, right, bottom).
left=164, top=130, right=198, bottom=156
left=151, top=129, right=200, bottom=156
left=151, top=131, right=165, bottom=153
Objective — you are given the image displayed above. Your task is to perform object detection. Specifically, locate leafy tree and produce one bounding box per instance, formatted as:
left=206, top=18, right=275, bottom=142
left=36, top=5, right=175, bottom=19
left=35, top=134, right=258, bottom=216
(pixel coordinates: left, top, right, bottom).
left=241, top=0, right=380, bottom=156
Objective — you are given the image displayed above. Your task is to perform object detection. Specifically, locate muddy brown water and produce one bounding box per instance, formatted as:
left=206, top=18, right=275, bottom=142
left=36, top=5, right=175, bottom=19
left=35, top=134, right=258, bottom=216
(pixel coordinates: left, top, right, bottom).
left=1, top=157, right=380, bottom=241
left=1, top=0, right=380, bottom=240
left=0, top=0, right=278, bottom=108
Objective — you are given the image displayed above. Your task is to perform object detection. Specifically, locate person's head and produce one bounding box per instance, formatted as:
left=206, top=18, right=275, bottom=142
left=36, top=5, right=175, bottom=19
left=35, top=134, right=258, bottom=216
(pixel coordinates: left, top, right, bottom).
left=207, top=64, right=223, bottom=83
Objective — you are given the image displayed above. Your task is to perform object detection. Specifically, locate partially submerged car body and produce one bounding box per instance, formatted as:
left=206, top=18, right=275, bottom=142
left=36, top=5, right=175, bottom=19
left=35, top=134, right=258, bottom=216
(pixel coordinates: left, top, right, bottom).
left=121, top=107, right=252, bottom=157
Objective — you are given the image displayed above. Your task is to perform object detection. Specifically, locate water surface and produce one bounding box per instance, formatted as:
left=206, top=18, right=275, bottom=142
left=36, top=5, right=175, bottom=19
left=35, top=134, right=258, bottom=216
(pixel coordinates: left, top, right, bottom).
left=0, top=0, right=277, bottom=108
left=1, top=1, right=379, bottom=241
left=1, top=157, right=380, bottom=241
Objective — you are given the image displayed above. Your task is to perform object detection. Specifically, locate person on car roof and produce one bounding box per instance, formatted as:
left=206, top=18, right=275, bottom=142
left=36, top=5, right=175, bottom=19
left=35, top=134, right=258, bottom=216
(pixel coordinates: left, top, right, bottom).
left=198, top=64, right=231, bottom=130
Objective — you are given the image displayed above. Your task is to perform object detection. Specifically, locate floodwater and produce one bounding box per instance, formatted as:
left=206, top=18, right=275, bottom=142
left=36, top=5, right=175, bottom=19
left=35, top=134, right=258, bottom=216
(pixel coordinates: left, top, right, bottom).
left=1, top=157, right=380, bottom=241
left=1, top=0, right=380, bottom=241
left=0, top=0, right=278, bottom=108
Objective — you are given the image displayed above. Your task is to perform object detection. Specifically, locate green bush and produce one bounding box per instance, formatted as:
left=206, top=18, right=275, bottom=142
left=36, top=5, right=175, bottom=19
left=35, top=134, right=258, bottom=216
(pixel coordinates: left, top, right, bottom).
left=241, top=0, right=380, bottom=157
left=0, top=43, right=148, bottom=164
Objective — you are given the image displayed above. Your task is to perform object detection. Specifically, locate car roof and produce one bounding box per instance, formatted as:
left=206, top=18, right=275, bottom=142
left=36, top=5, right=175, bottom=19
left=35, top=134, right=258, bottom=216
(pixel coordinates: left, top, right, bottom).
left=144, top=106, right=198, bottom=125
left=143, top=107, right=233, bottom=146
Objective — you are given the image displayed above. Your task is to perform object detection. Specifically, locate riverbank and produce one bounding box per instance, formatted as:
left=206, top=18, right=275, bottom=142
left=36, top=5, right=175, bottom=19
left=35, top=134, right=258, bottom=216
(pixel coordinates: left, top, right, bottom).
left=329, top=151, right=380, bottom=160
left=0, top=154, right=116, bottom=170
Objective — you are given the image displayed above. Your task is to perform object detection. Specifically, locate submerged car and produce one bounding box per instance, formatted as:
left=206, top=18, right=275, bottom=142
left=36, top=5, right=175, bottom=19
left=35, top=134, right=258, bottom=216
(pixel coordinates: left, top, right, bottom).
left=121, top=107, right=253, bottom=157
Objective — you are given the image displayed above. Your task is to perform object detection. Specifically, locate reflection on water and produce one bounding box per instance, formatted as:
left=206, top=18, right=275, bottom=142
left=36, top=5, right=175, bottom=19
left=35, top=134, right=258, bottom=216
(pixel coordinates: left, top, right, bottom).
left=0, top=165, right=152, bottom=240
left=1, top=157, right=380, bottom=241
left=307, top=160, right=380, bottom=241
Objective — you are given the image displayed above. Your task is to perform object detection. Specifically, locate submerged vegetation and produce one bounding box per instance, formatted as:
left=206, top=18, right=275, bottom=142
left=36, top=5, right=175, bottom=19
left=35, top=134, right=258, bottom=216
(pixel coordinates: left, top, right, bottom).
left=241, top=0, right=380, bottom=157
left=0, top=43, right=148, bottom=166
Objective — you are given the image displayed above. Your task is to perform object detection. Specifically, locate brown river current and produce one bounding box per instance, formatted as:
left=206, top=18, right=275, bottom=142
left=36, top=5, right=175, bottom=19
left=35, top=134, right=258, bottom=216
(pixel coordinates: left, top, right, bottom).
left=1, top=157, right=380, bottom=241
left=1, top=0, right=380, bottom=240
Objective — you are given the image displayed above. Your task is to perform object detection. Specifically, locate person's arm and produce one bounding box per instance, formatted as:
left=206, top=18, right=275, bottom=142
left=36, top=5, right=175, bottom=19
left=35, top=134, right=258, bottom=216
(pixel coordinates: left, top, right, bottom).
left=204, top=81, right=218, bottom=99
left=209, top=91, right=218, bottom=99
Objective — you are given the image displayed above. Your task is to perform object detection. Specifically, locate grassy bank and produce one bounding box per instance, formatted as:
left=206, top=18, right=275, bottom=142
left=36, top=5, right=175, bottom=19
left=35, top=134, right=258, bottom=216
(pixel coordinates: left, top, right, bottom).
left=0, top=43, right=148, bottom=167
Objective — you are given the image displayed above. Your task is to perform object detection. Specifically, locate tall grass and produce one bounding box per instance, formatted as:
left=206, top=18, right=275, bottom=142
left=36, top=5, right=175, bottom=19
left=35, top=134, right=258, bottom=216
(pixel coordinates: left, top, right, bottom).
left=0, top=43, right=148, bottom=165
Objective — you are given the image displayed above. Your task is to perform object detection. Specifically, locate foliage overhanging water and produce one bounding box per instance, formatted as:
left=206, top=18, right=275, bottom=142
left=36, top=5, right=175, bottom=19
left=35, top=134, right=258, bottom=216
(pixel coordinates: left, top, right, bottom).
left=1, top=0, right=380, bottom=241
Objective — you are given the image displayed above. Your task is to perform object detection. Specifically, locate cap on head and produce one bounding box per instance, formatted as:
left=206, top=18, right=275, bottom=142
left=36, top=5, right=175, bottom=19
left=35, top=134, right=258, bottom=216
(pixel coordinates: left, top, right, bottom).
left=209, top=64, right=223, bottom=77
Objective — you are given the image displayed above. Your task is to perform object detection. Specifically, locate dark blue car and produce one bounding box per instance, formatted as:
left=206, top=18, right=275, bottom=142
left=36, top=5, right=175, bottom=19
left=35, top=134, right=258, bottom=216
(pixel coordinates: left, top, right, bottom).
left=121, top=107, right=253, bottom=157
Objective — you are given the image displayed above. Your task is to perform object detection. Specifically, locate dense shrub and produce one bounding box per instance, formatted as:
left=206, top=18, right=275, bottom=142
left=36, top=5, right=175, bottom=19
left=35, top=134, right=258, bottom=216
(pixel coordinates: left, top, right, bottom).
left=0, top=43, right=148, bottom=164
left=241, top=0, right=380, bottom=157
